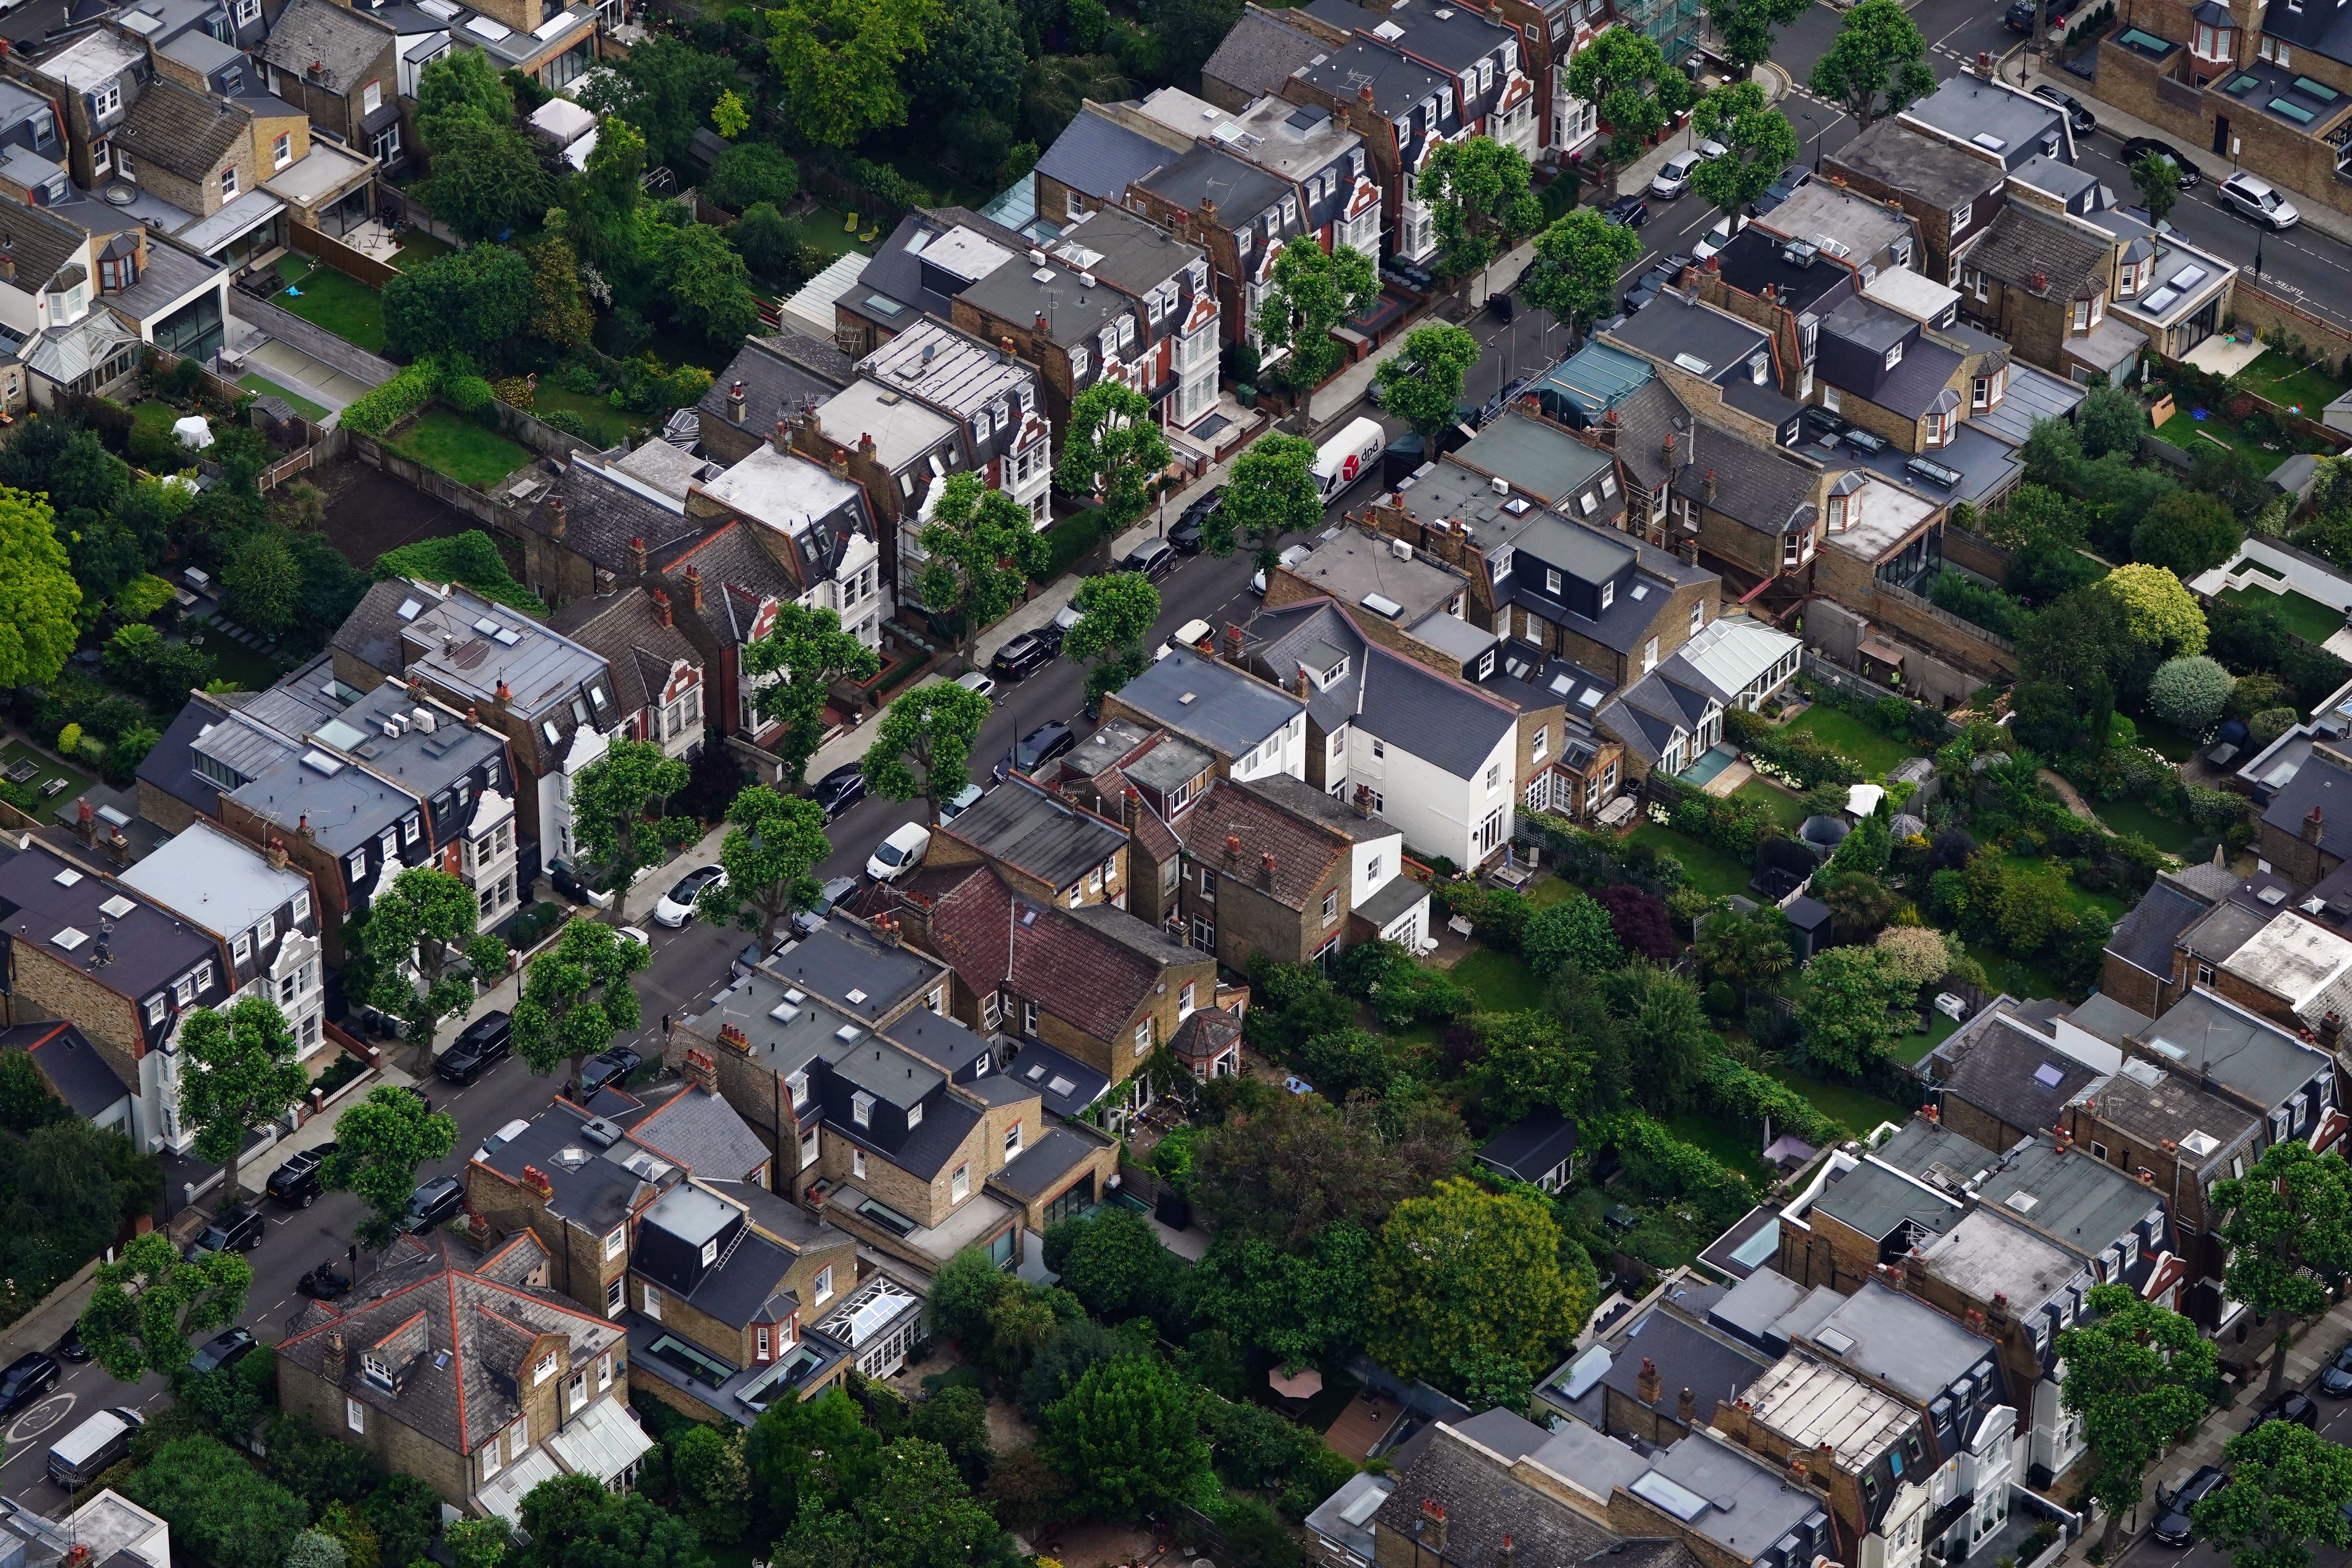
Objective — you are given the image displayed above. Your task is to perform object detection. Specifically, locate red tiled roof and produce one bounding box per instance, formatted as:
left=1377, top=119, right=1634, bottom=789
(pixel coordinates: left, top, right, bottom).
left=1174, top=778, right=1349, bottom=912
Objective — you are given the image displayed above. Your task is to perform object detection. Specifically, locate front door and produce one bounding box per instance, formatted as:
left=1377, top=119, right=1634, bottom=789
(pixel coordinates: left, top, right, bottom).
left=2212, top=115, right=2230, bottom=154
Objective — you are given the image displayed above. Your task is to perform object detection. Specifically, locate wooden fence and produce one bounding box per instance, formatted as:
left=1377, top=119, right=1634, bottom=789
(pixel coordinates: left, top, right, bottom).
left=288, top=220, right=400, bottom=289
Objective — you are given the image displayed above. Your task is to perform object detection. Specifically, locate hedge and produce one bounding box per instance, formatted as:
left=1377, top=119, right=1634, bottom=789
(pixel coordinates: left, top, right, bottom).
left=1705, top=1054, right=1840, bottom=1148
left=1725, top=706, right=1865, bottom=788
left=341, top=361, right=441, bottom=436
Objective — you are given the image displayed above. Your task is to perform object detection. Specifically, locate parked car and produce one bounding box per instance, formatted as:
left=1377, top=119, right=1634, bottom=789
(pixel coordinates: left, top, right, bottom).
left=51, top=1328, right=88, bottom=1364
left=0, top=1352, right=56, bottom=1419
left=1155, top=618, right=1216, bottom=662
left=401, top=1175, right=465, bottom=1235
left=1122, top=538, right=1178, bottom=582
left=1486, top=288, right=1515, bottom=322
left=616, top=925, right=650, bottom=953
left=46, top=1406, right=142, bottom=1489
left=867, top=820, right=933, bottom=883
left=1602, top=192, right=1649, bottom=227
left=988, top=632, right=1053, bottom=682
left=2032, top=83, right=2098, bottom=134
left=265, top=1142, right=340, bottom=1208
left=1693, top=216, right=1740, bottom=261
left=1037, top=604, right=1082, bottom=657
left=653, top=864, right=728, bottom=928
left=2005, top=0, right=2067, bottom=32
left=1253, top=543, right=1312, bottom=596
left=938, top=782, right=985, bottom=828
left=954, top=670, right=998, bottom=700
left=1650, top=149, right=1707, bottom=199
left=475, top=1117, right=531, bottom=1165
left=189, top=1327, right=258, bottom=1376
left=579, top=1045, right=642, bottom=1100
left=1014, top=720, right=1076, bottom=773
left=1758, top=165, right=1810, bottom=213
left=2219, top=171, right=2300, bottom=229
left=187, top=1204, right=265, bottom=1258
left=437, top=1009, right=513, bottom=1085
left=2320, top=1337, right=2352, bottom=1395
left=2252, top=1390, right=2320, bottom=1430
left=1169, top=488, right=1223, bottom=554
left=812, top=760, right=868, bottom=820
left=790, top=875, right=862, bottom=940
left=2153, top=1466, right=2227, bottom=1546
left=2121, top=136, right=2203, bottom=188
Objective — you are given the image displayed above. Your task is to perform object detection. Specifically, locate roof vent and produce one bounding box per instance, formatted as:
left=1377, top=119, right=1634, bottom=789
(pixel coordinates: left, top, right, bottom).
left=835, top=1024, right=861, bottom=1043
left=579, top=1117, right=624, bottom=1149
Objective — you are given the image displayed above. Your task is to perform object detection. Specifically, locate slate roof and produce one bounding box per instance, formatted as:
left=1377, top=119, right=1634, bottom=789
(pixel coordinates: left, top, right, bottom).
left=991, top=1123, right=1107, bottom=1200
left=1867, top=338, right=1967, bottom=420
left=277, top=1231, right=623, bottom=1456
left=673, top=1226, right=800, bottom=1327
left=1938, top=1012, right=2102, bottom=1138
left=254, top=0, right=394, bottom=91
left=1114, top=648, right=1303, bottom=761
left=1477, top=1107, right=1579, bottom=1182
left=1670, top=422, right=1823, bottom=534
left=2257, top=0, right=2352, bottom=70
left=1138, top=142, right=1290, bottom=225
left=1373, top=1424, right=1632, bottom=1568
left=1202, top=6, right=1330, bottom=100
left=1169, top=1005, right=1243, bottom=1065
left=1828, top=118, right=2006, bottom=211
left=1036, top=105, right=1177, bottom=203
left=0, top=194, right=89, bottom=293
left=548, top=586, right=699, bottom=728
left=1250, top=600, right=1521, bottom=778
left=2144, top=987, right=2333, bottom=1109
left=6, top=1020, right=130, bottom=1120
left=699, top=333, right=854, bottom=445
left=2106, top=878, right=2211, bottom=978
left=118, top=76, right=249, bottom=180
left=626, top=1083, right=769, bottom=1180
left=659, top=521, right=801, bottom=646
left=1611, top=376, right=1694, bottom=494
left=939, top=776, right=1127, bottom=893
left=1965, top=205, right=2109, bottom=300
left=2260, top=744, right=2352, bottom=862
left=1174, top=775, right=1350, bottom=911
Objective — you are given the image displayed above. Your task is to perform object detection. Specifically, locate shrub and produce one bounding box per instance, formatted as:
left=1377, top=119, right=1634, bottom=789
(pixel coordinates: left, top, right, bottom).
left=2184, top=783, right=2247, bottom=835
left=704, top=142, right=800, bottom=212
left=539, top=408, right=593, bottom=437
left=1874, top=925, right=1954, bottom=987
left=2250, top=706, right=2298, bottom=745
left=1929, top=571, right=2033, bottom=638
left=445, top=376, right=497, bottom=418
left=490, top=376, right=534, bottom=409
left=56, top=722, right=82, bottom=756
left=340, top=361, right=441, bottom=436
left=2147, top=655, right=2234, bottom=737
left=114, top=573, right=177, bottom=622
left=374, top=530, right=546, bottom=615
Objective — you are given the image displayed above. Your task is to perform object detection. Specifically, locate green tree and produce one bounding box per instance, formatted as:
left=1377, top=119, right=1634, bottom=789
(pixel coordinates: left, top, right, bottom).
left=916, top=0, right=1025, bottom=126
left=382, top=243, right=534, bottom=363
left=416, top=49, right=514, bottom=148
left=1809, top=0, right=1935, bottom=124
left=524, top=236, right=596, bottom=351
left=123, top=1436, right=309, bottom=1568
left=1522, top=208, right=1643, bottom=346
left=520, top=1481, right=704, bottom=1568
left=862, top=681, right=991, bottom=818
left=653, top=220, right=763, bottom=348
left=1609, top=962, right=1715, bottom=1114
left=704, top=143, right=802, bottom=212
left=2057, top=1283, right=2217, bottom=1557
left=2078, top=383, right=2148, bottom=459
left=669, top=1425, right=750, bottom=1545
left=2149, top=655, right=2236, bottom=737
left=1252, top=237, right=1379, bottom=424
left=321, top=1086, right=459, bottom=1250
left=2212, top=1142, right=2352, bottom=1394
left=1194, top=1222, right=1374, bottom=1369
left=1693, top=908, right=1794, bottom=1002
left=557, top=117, right=648, bottom=275
left=918, top=472, right=1049, bottom=668
left=767, top=0, right=944, bottom=146
left=743, top=602, right=882, bottom=789
left=731, top=203, right=809, bottom=286
left=1053, top=1207, right=1174, bottom=1319
left=1415, top=136, right=1543, bottom=290
left=1793, top=945, right=1913, bottom=1076
left=1688, top=82, right=1800, bottom=219
left=1564, top=29, right=1693, bottom=158
left=0, top=1048, right=67, bottom=1133
left=698, top=783, right=831, bottom=953
left=2099, top=563, right=2208, bottom=656
left=178, top=996, right=307, bottom=1209
left=1054, top=381, right=1172, bottom=532
left=1470, top=1009, right=1596, bottom=1123
left=712, top=88, right=749, bottom=138
left=78, top=1231, right=253, bottom=1383
left=577, top=38, right=737, bottom=168
left=1708, top=0, right=1812, bottom=75
left=2132, top=149, right=2183, bottom=225
left=1061, top=569, right=1161, bottom=710
left=1044, top=1356, right=1210, bottom=1516
left=2132, top=490, right=2243, bottom=578
left=1521, top=890, right=1623, bottom=978
left=1301, top=1026, right=1396, bottom=1100
left=911, top=1383, right=997, bottom=1485
left=568, top=737, right=691, bottom=909
left=1367, top=1177, right=1589, bottom=1389
left=1204, top=431, right=1321, bottom=570
left=927, top=1248, right=1013, bottom=1345
left=224, top=528, right=301, bottom=636
left=512, top=916, right=652, bottom=1091
left=747, top=1387, right=886, bottom=1534
left=425, top=118, right=555, bottom=241
left=359, top=866, right=510, bottom=1078
left=1374, top=323, right=1482, bottom=439
left=2196, top=1418, right=2352, bottom=1568
left=1192, top=1091, right=1466, bottom=1247
left=286, top=1532, right=346, bottom=1568
left=774, top=1436, right=1001, bottom=1568
left=444, top=1519, right=514, bottom=1568
left=1455, top=1347, right=1535, bottom=1417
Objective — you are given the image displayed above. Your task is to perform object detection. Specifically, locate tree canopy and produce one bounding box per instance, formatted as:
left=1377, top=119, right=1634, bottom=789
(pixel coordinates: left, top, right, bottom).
left=1374, top=324, right=1482, bottom=439
left=697, top=783, right=832, bottom=952
left=1564, top=29, right=1693, bottom=157
left=1688, top=82, right=1800, bottom=216
left=513, top=916, right=652, bottom=1089
left=2057, top=1283, right=2216, bottom=1555
left=568, top=737, right=692, bottom=901
left=1061, top=569, right=1161, bottom=709
left=2196, top=1417, right=2352, bottom=1568
left=767, top=0, right=945, bottom=146
left=917, top=472, right=1049, bottom=666
left=862, top=681, right=993, bottom=816
left=1522, top=209, right=1643, bottom=342
left=1054, top=381, right=1173, bottom=532
left=744, top=602, right=882, bottom=788
left=1809, top=0, right=1935, bottom=123
left=1252, top=238, right=1379, bottom=422
left=1367, top=1177, right=1593, bottom=1392
left=323, top=1086, right=459, bottom=1250
left=0, top=488, right=80, bottom=690
left=2210, top=1142, right=2352, bottom=1393
left=179, top=997, right=308, bottom=1209
left=1415, top=136, right=1543, bottom=287
left=80, top=1231, right=253, bottom=1383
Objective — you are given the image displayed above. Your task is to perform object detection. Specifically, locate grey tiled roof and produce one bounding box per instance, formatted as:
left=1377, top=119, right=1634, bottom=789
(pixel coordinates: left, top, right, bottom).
left=255, top=0, right=394, bottom=91
left=1670, top=423, right=1822, bottom=534
left=2106, top=879, right=2209, bottom=979
left=1202, top=7, right=1331, bottom=100
left=7, top=1020, right=129, bottom=1120
left=1374, top=1423, right=1669, bottom=1568
left=627, top=1084, right=770, bottom=1181
left=699, top=334, right=852, bottom=447
left=1035, top=107, right=1174, bottom=203
left=1611, top=376, right=1693, bottom=494
left=1938, top=1017, right=2101, bottom=1141
left=1867, top=338, right=1967, bottom=420
left=1965, top=205, right=2109, bottom=300
left=117, top=77, right=248, bottom=180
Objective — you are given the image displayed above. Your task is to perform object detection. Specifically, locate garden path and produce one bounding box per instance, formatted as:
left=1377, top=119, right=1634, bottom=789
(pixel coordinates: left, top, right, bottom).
left=2038, top=767, right=2103, bottom=826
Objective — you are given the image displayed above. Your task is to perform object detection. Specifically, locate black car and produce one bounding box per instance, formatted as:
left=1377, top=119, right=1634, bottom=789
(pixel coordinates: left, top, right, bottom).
left=789, top=874, right=862, bottom=941
left=437, top=1009, right=514, bottom=1085
left=1758, top=165, right=1809, bottom=214
left=1122, top=538, right=1178, bottom=582
left=189, top=1327, right=258, bottom=1376
left=579, top=1045, right=644, bottom=1100
left=187, top=1203, right=265, bottom=1258
left=2121, top=136, right=2202, bottom=189
left=1014, top=720, right=1076, bottom=773
left=988, top=632, right=1054, bottom=682
left=1602, top=192, right=1648, bottom=227
left=2154, top=1465, right=2226, bottom=1546
left=1486, top=289, right=1515, bottom=322
left=2321, top=1338, right=2352, bottom=1395
left=264, top=1141, right=340, bottom=1209
left=812, top=760, right=868, bottom=820
left=401, top=1175, right=466, bottom=1235
left=2005, top=0, right=2068, bottom=31
left=2252, top=1390, right=2320, bottom=1430
left=2033, top=83, right=2098, bottom=134
left=0, top=1352, right=58, bottom=1417
left=53, top=1328, right=88, bottom=1364
left=1623, top=276, right=1666, bottom=314
left=1168, top=489, right=1223, bottom=554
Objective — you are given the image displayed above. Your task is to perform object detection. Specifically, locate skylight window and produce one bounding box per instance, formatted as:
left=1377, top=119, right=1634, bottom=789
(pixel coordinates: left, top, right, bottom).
left=51, top=927, right=87, bottom=951
left=1672, top=352, right=1712, bottom=374
left=2034, top=1062, right=2066, bottom=1088
left=99, top=895, right=134, bottom=918
left=1972, top=132, right=2007, bottom=151
left=396, top=597, right=422, bottom=620
left=52, top=868, right=80, bottom=887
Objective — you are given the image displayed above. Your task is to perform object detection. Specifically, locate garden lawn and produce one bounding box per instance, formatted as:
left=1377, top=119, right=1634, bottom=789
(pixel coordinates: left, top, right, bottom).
left=2135, top=717, right=2197, bottom=762
left=2218, top=585, right=2345, bottom=645
left=1963, top=939, right=2067, bottom=1001
left=390, top=230, right=455, bottom=269
left=188, top=620, right=294, bottom=690
left=1780, top=705, right=1919, bottom=776
left=1767, top=1067, right=1911, bottom=1138
left=387, top=408, right=534, bottom=488
left=1626, top=822, right=1752, bottom=898
left=2154, top=410, right=2291, bottom=475
left=2096, top=797, right=2200, bottom=855
left=2240, top=348, right=2350, bottom=414
left=1663, top=1110, right=1774, bottom=1185
left=1524, top=874, right=1577, bottom=909
left=528, top=385, right=643, bottom=446
left=1733, top=777, right=1808, bottom=830
left=1892, top=1007, right=1963, bottom=1068
left=236, top=374, right=328, bottom=423
left=792, top=206, right=874, bottom=260
left=1998, top=854, right=2128, bottom=924
left=0, top=739, right=91, bottom=806
left=129, top=400, right=178, bottom=444
left=271, top=255, right=386, bottom=353
left=1449, top=949, right=1544, bottom=1013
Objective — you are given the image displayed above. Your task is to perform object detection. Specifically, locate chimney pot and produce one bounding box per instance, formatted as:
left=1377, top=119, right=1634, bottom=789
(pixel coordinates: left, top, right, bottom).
left=774, top=418, right=790, bottom=454
left=684, top=563, right=704, bottom=611
left=1637, top=1356, right=1662, bottom=1405
left=1226, top=834, right=1241, bottom=857
left=322, top=1332, right=347, bottom=1385
left=548, top=494, right=568, bottom=539
left=1223, top=624, right=1245, bottom=660
left=727, top=381, right=746, bottom=420
left=629, top=535, right=647, bottom=574
left=1703, top=468, right=1718, bottom=503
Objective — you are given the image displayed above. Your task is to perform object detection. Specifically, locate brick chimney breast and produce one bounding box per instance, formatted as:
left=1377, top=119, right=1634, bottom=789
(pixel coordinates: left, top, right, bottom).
left=630, top=535, right=647, bottom=574
left=773, top=418, right=791, bottom=454
left=1637, top=1356, right=1661, bottom=1405
left=2308, top=806, right=2326, bottom=845
left=1679, top=1386, right=1697, bottom=1423
left=548, top=495, right=568, bottom=539
left=322, top=1332, right=347, bottom=1385
left=684, top=563, right=704, bottom=610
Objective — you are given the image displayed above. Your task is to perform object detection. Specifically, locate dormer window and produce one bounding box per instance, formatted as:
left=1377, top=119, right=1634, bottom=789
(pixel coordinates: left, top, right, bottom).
left=1884, top=341, right=1904, bottom=369
left=1751, top=354, right=1769, bottom=384
left=361, top=1352, right=396, bottom=1390
left=93, top=83, right=119, bottom=120
left=788, top=1070, right=809, bottom=1107
left=1601, top=581, right=1614, bottom=610
left=852, top=1091, right=873, bottom=1127
left=1828, top=494, right=1849, bottom=531
left=1546, top=568, right=1562, bottom=593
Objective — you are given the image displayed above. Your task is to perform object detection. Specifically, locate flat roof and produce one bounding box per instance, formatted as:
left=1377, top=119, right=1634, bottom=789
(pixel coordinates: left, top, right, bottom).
left=1281, top=526, right=1465, bottom=624
left=1914, top=1207, right=2080, bottom=1312
left=117, top=818, right=306, bottom=938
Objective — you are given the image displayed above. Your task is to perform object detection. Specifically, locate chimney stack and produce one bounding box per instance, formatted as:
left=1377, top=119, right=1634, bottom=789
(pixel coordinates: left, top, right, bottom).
left=1260, top=849, right=1276, bottom=883
left=2323, top=1012, right=2344, bottom=1050
left=2308, top=806, right=2327, bottom=846
left=1123, top=785, right=1140, bottom=831
left=684, top=564, right=704, bottom=610
left=773, top=418, right=791, bottom=454
left=727, top=381, right=746, bottom=423
left=1677, top=1387, right=1697, bottom=1424
left=1419, top=1502, right=1448, bottom=1554
left=858, top=431, right=877, bottom=461
left=681, top=1045, right=717, bottom=1095
left=1223, top=624, right=1245, bottom=662
left=264, top=838, right=288, bottom=871
left=653, top=588, right=673, bottom=630
left=630, top=535, right=646, bottom=574
left=1638, top=1356, right=1662, bottom=1405
left=522, top=1165, right=555, bottom=1198
left=1035, top=311, right=1049, bottom=333
left=1352, top=784, right=1374, bottom=818
left=999, top=336, right=1015, bottom=363
left=1293, top=666, right=1310, bottom=697
left=548, top=495, right=568, bottom=540
left=1226, top=834, right=1241, bottom=857
left=829, top=450, right=851, bottom=481
left=1703, top=468, right=1718, bottom=503
left=322, top=1332, right=347, bottom=1386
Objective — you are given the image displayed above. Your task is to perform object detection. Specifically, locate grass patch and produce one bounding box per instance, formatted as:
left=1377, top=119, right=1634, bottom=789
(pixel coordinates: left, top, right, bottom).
left=1662, top=1110, right=1774, bottom=1185
left=528, top=385, right=645, bottom=446
left=236, top=374, right=328, bottom=422
left=2154, top=410, right=2292, bottom=475
left=1625, top=823, right=1752, bottom=898
left=386, top=407, right=534, bottom=489
left=1964, top=939, right=2066, bottom=1001
left=1733, top=777, right=1809, bottom=830
left=2240, top=349, right=2350, bottom=413
left=1523, top=874, right=1577, bottom=909
left=390, top=231, right=456, bottom=269
left=187, top=621, right=294, bottom=690
left=1449, top=949, right=1544, bottom=1013
left=1997, top=853, right=2129, bottom=924
left=1781, top=705, right=1920, bottom=776
left=271, top=255, right=386, bottom=354
left=2096, top=796, right=2200, bottom=855
left=1892, top=1007, right=1963, bottom=1067
left=791, top=206, right=876, bottom=260
left=2134, top=716, right=2198, bottom=762
left=2218, top=585, right=2345, bottom=645
left=0, top=739, right=91, bottom=805
left=1766, top=1067, right=1910, bottom=1138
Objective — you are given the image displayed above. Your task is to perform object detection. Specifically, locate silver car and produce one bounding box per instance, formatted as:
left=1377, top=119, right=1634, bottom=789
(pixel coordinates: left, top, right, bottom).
left=2219, top=172, right=2299, bottom=230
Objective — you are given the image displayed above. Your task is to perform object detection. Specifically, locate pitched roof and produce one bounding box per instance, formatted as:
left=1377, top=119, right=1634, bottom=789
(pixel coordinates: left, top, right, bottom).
left=1203, top=5, right=1330, bottom=98
left=1938, top=1011, right=2103, bottom=1137
left=5, top=1020, right=130, bottom=1120
left=1173, top=775, right=1350, bottom=911
left=1477, top=1107, right=1579, bottom=1182
left=1036, top=105, right=1175, bottom=202
left=277, top=1232, right=624, bottom=1455
left=1610, top=376, right=1693, bottom=494
left=657, top=521, right=800, bottom=646
left=2261, top=743, right=2352, bottom=862
left=254, top=0, right=395, bottom=90
left=0, top=194, right=89, bottom=294
left=1373, top=1424, right=1633, bottom=1568
left=517, top=456, right=711, bottom=574
left=1964, top=205, right=2109, bottom=301
left=117, top=75, right=249, bottom=180
left=2105, top=877, right=2211, bottom=978
left=699, top=334, right=855, bottom=446
left=625, top=1083, right=770, bottom=1181
left=1669, top=422, right=1823, bottom=534
left=547, top=585, right=700, bottom=726
left=940, top=777, right=1128, bottom=894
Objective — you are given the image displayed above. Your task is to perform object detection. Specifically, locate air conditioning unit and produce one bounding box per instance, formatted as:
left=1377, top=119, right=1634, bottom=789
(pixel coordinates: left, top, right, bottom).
left=1490, top=475, right=1509, bottom=494
left=1390, top=538, right=1413, bottom=561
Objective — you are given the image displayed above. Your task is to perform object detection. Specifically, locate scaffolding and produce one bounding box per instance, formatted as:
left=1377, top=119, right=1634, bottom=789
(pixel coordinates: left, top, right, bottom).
left=1614, top=0, right=1704, bottom=74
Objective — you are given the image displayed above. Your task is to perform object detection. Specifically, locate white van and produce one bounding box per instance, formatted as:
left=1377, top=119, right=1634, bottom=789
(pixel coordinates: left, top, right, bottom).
left=1314, top=417, right=1386, bottom=503
left=48, top=1407, right=143, bottom=1489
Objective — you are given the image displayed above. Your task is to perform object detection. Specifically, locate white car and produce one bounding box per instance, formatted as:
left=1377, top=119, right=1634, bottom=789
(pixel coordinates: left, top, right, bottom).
left=1650, top=150, right=1706, bottom=199
left=617, top=925, right=651, bottom=952
left=938, top=782, right=985, bottom=826
left=475, top=1118, right=531, bottom=1165
left=867, top=821, right=932, bottom=882
left=955, top=670, right=998, bottom=700
left=1693, top=214, right=1744, bottom=261
left=1251, top=544, right=1312, bottom=596
left=1154, top=618, right=1216, bottom=662
left=652, top=865, right=727, bottom=928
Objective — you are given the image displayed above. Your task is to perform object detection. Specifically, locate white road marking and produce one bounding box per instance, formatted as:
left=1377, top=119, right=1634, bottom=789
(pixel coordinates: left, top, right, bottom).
left=2, top=1394, right=73, bottom=1456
